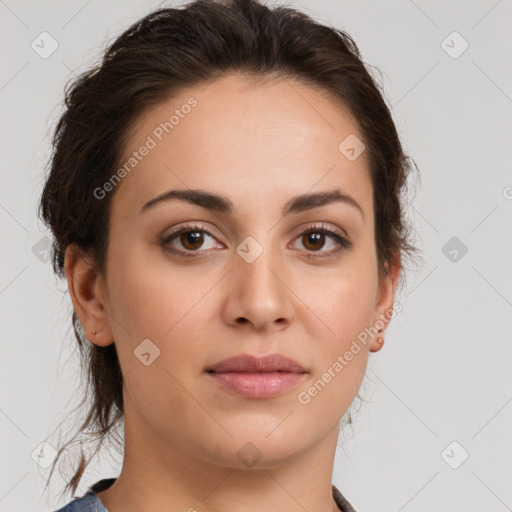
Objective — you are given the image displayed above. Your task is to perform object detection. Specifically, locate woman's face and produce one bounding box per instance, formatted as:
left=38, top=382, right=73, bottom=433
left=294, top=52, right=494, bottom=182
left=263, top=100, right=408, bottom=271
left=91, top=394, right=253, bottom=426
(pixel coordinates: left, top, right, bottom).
left=79, top=73, right=398, bottom=468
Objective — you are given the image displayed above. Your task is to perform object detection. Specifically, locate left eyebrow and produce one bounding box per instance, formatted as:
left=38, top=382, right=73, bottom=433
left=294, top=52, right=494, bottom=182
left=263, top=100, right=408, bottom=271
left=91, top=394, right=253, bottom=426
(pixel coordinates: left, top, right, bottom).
left=139, top=187, right=365, bottom=221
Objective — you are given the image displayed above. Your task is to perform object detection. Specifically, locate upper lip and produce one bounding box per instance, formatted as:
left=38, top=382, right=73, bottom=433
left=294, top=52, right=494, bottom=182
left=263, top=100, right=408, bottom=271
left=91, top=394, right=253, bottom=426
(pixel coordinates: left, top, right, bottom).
left=206, top=353, right=306, bottom=373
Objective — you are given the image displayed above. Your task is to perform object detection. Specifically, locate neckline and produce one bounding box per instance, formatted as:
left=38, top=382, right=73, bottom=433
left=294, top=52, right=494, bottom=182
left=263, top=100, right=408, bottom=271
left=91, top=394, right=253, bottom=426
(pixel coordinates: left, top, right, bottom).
left=84, top=478, right=356, bottom=511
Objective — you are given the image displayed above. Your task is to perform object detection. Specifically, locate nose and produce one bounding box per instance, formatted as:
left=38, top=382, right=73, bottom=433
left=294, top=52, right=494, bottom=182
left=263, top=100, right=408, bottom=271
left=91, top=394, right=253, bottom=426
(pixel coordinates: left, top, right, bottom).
left=221, top=243, right=295, bottom=332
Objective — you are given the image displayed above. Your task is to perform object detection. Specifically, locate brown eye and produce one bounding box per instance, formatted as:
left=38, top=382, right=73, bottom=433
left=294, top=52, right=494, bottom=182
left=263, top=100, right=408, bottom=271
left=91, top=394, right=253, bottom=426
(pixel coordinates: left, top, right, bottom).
left=179, top=230, right=204, bottom=250
left=161, top=222, right=351, bottom=259
left=301, top=232, right=326, bottom=251
left=161, top=224, right=224, bottom=257
left=291, top=224, right=352, bottom=258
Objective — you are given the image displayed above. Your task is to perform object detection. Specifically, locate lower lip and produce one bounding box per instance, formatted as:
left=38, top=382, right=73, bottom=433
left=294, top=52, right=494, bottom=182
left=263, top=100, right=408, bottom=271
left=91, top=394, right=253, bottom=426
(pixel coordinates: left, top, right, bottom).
left=207, top=371, right=306, bottom=398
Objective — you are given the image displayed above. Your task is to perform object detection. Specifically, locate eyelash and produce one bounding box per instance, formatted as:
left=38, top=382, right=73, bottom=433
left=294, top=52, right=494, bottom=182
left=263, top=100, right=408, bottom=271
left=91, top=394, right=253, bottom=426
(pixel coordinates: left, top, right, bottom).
left=160, top=222, right=352, bottom=259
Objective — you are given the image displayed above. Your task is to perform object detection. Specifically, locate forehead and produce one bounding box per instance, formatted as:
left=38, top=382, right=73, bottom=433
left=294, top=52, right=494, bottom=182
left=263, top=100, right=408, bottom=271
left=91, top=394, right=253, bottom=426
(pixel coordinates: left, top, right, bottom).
left=111, top=73, right=372, bottom=221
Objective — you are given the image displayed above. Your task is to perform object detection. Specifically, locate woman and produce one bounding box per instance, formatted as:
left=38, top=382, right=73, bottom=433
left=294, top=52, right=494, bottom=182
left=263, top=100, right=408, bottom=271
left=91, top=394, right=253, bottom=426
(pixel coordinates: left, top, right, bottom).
left=40, top=0, right=419, bottom=510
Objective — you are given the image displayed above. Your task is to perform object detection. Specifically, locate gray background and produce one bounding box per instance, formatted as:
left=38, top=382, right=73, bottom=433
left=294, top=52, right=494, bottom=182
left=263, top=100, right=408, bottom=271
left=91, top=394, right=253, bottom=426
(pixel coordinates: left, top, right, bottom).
left=1, top=0, right=511, bottom=510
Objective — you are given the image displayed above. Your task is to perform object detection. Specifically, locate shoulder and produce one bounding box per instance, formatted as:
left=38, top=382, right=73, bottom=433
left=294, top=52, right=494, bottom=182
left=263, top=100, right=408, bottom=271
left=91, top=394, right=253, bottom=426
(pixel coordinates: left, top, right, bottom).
left=53, top=493, right=106, bottom=511
left=332, top=484, right=358, bottom=512
left=53, top=478, right=116, bottom=512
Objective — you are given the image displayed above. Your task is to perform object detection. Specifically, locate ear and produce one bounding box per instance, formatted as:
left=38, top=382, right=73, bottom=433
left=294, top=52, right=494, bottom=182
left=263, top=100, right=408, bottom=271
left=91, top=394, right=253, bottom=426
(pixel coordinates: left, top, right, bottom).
left=369, top=254, right=401, bottom=353
left=64, top=243, right=114, bottom=346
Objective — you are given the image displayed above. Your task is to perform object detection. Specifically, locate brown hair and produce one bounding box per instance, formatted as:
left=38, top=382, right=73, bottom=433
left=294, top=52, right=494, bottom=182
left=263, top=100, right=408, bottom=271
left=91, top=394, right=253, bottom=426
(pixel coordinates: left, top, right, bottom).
left=39, top=0, right=420, bottom=499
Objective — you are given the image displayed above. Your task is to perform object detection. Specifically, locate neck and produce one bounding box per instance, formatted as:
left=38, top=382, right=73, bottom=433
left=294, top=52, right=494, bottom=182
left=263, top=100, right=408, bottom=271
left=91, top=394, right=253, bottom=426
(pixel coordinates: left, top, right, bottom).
left=97, top=402, right=342, bottom=512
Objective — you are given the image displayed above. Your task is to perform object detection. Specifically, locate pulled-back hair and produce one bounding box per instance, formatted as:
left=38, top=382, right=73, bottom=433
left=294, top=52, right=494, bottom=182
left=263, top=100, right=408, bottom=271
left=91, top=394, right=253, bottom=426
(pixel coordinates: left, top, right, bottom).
left=39, top=0, right=420, bottom=499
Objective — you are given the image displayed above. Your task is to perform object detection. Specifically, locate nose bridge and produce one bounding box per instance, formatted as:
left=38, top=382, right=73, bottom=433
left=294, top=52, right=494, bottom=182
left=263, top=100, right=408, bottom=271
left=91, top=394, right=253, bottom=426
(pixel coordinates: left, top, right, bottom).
left=228, top=233, right=293, bottom=328
left=236, top=234, right=283, bottom=298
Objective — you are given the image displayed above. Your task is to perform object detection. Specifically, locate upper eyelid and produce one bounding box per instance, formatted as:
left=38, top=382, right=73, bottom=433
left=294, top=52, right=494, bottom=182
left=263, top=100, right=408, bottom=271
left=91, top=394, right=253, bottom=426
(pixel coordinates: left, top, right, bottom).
left=163, top=222, right=223, bottom=241
left=163, top=222, right=347, bottom=246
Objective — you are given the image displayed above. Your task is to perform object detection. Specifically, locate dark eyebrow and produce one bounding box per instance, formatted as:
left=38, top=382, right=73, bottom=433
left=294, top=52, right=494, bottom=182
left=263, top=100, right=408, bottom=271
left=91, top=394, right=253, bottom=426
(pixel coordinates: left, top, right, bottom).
left=139, top=187, right=364, bottom=220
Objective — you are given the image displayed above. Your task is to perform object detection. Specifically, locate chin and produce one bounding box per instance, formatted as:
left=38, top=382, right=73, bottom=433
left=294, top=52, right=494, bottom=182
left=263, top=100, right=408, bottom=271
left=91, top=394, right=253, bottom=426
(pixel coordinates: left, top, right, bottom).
left=195, top=430, right=317, bottom=470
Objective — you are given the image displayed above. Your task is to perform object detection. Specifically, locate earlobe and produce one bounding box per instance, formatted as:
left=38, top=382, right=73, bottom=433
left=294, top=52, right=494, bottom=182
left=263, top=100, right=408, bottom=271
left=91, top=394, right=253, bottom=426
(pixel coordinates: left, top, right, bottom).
left=64, top=243, right=114, bottom=346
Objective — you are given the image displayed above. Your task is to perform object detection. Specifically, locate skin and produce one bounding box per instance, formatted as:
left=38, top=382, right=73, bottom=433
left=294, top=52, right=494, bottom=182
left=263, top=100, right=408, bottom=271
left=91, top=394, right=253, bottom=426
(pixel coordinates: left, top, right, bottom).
left=65, top=72, right=400, bottom=512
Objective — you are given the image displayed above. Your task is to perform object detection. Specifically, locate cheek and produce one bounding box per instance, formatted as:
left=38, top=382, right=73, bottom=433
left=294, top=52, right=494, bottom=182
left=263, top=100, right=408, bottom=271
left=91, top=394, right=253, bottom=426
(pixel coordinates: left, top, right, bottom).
left=106, top=248, right=206, bottom=432
left=105, top=244, right=215, bottom=378
left=302, top=259, right=377, bottom=346
left=294, top=255, right=376, bottom=404
left=121, top=354, right=207, bottom=452
left=295, top=281, right=372, bottom=417
left=106, top=241, right=190, bottom=335
left=331, top=279, right=376, bottom=341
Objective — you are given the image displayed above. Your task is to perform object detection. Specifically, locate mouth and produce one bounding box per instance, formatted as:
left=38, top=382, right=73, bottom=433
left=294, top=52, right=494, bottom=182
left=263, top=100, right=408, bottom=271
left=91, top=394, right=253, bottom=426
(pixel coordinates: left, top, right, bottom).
left=205, top=353, right=306, bottom=373
left=205, top=353, right=307, bottom=399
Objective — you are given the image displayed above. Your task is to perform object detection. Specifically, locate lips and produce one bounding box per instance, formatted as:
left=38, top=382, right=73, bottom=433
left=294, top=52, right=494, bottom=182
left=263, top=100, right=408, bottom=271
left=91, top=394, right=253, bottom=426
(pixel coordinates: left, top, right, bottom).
left=205, top=353, right=307, bottom=398
left=205, top=353, right=306, bottom=374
